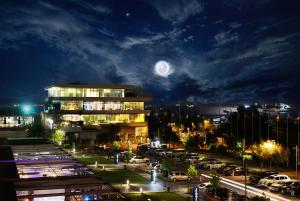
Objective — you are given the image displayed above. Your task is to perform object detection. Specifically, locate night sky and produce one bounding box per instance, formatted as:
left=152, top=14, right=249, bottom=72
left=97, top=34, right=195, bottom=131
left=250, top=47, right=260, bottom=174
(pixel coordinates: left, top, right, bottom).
left=0, top=0, right=300, bottom=107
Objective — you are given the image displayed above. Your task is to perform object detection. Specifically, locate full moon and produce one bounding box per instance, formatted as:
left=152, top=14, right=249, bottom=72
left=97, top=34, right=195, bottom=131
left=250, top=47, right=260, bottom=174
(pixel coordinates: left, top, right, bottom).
left=154, top=60, right=173, bottom=77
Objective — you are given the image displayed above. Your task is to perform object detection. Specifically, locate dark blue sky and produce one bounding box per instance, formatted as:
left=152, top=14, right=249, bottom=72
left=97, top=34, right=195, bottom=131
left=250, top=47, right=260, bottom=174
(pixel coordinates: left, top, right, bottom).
left=0, top=0, right=300, bottom=107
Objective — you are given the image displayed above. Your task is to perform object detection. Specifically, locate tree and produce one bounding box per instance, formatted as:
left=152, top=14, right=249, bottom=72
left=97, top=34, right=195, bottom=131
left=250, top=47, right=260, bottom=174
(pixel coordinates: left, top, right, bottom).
left=209, top=170, right=221, bottom=195
left=161, top=158, right=175, bottom=176
left=187, top=164, right=198, bottom=192
left=187, top=164, right=198, bottom=178
left=52, top=129, right=65, bottom=146
left=185, top=134, right=201, bottom=151
left=112, top=140, right=120, bottom=152
left=27, top=114, right=47, bottom=138
left=125, top=143, right=132, bottom=162
left=251, top=141, right=288, bottom=170
left=161, top=125, right=180, bottom=148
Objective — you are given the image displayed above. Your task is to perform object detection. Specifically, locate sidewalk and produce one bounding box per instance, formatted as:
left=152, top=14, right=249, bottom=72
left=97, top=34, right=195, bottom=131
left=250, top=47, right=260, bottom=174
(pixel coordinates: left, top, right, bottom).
left=90, top=161, right=217, bottom=200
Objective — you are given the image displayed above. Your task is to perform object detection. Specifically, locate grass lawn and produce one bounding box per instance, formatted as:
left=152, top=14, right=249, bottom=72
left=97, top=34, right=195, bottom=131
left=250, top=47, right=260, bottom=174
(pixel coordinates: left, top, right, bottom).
left=157, top=175, right=169, bottom=183
left=75, top=155, right=113, bottom=165
left=126, top=192, right=187, bottom=201
left=95, top=169, right=149, bottom=184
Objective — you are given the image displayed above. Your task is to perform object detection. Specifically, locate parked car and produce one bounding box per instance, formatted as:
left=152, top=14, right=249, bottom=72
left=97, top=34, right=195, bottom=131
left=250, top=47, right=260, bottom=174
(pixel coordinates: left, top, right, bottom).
left=166, top=151, right=173, bottom=157
left=198, top=158, right=218, bottom=168
left=137, top=143, right=150, bottom=153
left=129, top=156, right=150, bottom=163
left=171, top=149, right=187, bottom=158
left=224, top=167, right=248, bottom=176
left=249, top=171, right=278, bottom=184
left=217, top=164, right=236, bottom=174
left=168, top=171, right=191, bottom=181
left=184, top=156, right=200, bottom=164
left=281, top=181, right=300, bottom=196
left=269, top=181, right=293, bottom=192
left=203, top=161, right=226, bottom=170
left=258, top=175, right=291, bottom=187
left=154, top=148, right=166, bottom=157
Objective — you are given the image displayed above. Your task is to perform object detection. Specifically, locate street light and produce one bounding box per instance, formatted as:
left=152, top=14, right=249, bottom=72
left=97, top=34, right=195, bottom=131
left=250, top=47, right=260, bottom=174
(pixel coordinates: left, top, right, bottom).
left=262, top=140, right=275, bottom=150
left=276, top=115, right=280, bottom=143
left=287, top=114, right=289, bottom=168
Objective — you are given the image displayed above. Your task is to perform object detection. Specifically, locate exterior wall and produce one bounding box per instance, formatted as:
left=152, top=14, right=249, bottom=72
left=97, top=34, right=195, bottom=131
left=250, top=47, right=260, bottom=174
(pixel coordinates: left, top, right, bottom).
left=0, top=116, right=33, bottom=128
left=44, top=85, right=151, bottom=145
left=0, top=130, right=28, bottom=138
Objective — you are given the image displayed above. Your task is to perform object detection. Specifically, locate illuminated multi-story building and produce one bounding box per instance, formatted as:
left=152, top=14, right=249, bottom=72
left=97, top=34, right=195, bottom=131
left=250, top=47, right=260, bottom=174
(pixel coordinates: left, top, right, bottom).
left=44, top=84, right=151, bottom=144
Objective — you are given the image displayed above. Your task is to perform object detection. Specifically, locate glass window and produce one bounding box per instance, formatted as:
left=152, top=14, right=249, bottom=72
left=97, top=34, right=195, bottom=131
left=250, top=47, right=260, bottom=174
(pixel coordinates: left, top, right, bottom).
left=123, top=102, right=144, bottom=110
left=60, top=101, right=83, bottom=110
left=85, top=88, right=99, bottom=97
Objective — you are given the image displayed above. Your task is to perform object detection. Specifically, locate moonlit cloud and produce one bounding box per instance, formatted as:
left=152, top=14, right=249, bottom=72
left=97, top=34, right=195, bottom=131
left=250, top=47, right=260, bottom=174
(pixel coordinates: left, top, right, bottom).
left=0, top=0, right=299, bottom=107
left=147, top=0, right=203, bottom=24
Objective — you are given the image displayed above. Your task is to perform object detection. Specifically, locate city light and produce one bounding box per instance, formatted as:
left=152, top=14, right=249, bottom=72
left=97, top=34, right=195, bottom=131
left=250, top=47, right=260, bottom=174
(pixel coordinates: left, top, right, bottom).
left=262, top=140, right=275, bottom=152
left=21, top=104, right=32, bottom=114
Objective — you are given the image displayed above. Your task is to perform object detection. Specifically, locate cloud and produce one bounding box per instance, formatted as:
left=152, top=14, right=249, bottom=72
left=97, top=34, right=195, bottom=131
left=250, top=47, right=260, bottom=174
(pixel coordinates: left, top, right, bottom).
left=148, top=0, right=203, bottom=24
left=119, top=34, right=165, bottom=49
left=74, top=0, right=111, bottom=14
left=229, top=22, right=241, bottom=29
left=214, top=30, right=239, bottom=46
left=215, top=19, right=223, bottom=24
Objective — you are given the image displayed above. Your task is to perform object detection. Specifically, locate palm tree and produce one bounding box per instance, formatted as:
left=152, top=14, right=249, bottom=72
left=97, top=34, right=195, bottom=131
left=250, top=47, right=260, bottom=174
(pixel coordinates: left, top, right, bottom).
left=209, top=170, right=221, bottom=196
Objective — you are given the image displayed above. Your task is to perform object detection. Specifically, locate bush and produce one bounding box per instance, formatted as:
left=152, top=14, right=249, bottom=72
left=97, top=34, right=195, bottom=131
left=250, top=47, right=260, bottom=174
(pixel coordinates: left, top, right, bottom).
left=215, top=145, right=228, bottom=155
left=64, top=144, right=70, bottom=149
left=208, top=144, right=216, bottom=151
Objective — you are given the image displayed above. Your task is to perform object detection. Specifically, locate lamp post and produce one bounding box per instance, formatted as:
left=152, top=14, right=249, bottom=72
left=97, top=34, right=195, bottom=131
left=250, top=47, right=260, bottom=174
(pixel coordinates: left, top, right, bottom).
left=237, top=111, right=239, bottom=141
left=276, top=114, right=279, bottom=143
left=176, top=103, right=181, bottom=123
left=267, top=113, right=270, bottom=140
left=251, top=111, right=254, bottom=145
left=297, top=113, right=300, bottom=180
left=287, top=114, right=289, bottom=168
left=258, top=112, right=261, bottom=142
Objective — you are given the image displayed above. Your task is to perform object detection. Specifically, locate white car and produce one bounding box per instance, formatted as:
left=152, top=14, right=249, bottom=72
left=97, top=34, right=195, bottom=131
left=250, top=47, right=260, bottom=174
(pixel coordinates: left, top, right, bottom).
left=269, top=181, right=294, bottom=192
left=129, top=156, right=150, bottom=163
left=184, top=156, right=200, bottom=164
left=199, top=158, right=218, bottom=168
left=168, top=171, right=191, bottom=182
left=171, top=149, right=186, bottom=158
left=259, top=175, right=291, bottom=187
left=154, top=149, right=166, bottom=157
left=203, top=161, right=226, bottom=170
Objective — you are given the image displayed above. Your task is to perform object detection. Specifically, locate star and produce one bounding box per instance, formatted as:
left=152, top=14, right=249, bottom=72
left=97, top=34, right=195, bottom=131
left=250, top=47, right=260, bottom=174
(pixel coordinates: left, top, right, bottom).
left=126, top=12, right=130, bottom=17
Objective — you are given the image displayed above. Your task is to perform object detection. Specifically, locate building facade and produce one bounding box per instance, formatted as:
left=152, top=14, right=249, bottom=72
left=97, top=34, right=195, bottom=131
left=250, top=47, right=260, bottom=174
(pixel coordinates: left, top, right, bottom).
left=44, top=84, right=151, bottom=145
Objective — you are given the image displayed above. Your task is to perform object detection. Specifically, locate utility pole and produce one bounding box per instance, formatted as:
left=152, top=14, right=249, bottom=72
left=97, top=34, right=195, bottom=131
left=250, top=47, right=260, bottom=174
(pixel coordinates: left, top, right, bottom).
left=297, top=145, right=298, bottom=181
left=244, top=113, right=246, bottom=146
left=297, top=113, right=300, bottom=180
left=258, top=112, right=261, bottom=142
left=267, top=113, right=270, bottom=140
left=230, top=107, right=233, bottom=138
left=287, top=114, right=289, bottom=168
left=276, top=114, right=279, bottom=143
left=237, top=112, right=239, bottom=141
left=243, top=138, right=247, bottom=198
left=251, top=111, right=254, bottom=145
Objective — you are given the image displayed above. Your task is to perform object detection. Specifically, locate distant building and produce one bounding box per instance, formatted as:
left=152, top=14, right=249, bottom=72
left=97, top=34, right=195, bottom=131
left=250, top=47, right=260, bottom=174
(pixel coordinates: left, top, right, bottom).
left=0, top=103, right=38, bottom=139
left=44, top=84, right=151, bottom=145
left=0, top=104, right=35, bottom=128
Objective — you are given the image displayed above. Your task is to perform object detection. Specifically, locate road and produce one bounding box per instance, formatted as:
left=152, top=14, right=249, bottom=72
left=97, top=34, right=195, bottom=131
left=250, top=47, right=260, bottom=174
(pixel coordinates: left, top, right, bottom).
left=200, top=173, right=300, bottom=201
left=131, top=162, right=300, bottom=201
